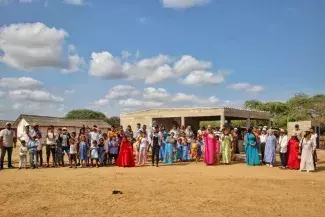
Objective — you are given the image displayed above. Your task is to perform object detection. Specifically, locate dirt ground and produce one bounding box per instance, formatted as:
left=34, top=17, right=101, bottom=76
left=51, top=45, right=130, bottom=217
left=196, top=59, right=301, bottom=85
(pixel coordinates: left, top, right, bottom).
left=1, top=150, right=325, bottom=217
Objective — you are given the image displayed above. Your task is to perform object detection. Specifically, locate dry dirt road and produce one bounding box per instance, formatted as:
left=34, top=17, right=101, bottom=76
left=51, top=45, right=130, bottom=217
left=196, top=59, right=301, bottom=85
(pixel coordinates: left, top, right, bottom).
left=1, top=150, right=325, bottom=217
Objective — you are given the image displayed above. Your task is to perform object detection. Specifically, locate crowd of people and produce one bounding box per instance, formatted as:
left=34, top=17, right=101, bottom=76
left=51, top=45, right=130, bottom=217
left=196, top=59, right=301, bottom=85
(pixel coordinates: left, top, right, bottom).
left=0, top=122, right=319, bottom=172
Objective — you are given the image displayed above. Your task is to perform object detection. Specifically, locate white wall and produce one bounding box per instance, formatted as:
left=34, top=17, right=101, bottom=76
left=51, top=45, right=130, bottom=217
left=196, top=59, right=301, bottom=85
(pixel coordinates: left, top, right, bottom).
left=17, top=118, right=29, bottom=138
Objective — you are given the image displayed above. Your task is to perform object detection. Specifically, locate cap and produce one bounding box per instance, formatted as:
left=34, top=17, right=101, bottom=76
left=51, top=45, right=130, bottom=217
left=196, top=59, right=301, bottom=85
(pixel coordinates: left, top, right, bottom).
left=32, top=123, right=38, bottom=127
left=6, top=122, right=11, bottom=125
left=62, top=127, right=67, bottom=130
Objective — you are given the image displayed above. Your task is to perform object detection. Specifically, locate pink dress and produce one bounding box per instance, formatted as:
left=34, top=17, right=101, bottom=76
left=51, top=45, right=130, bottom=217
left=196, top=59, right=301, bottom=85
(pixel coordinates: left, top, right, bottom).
left=203, top=133, right=217, bottom=165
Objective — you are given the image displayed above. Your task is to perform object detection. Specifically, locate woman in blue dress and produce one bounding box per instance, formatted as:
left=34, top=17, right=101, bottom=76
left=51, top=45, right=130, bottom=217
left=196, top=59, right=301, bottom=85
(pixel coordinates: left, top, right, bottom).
left=264, top=129, right=277, bottom=167
left=159, top=136, right=166, bottom=161
left=176, top=138, right=183, bottom=161
left=164, top=133, right=175, bottom=164
left=182, top=138, right=190, bottom=161
left=245, top=127, right=260, bottom=166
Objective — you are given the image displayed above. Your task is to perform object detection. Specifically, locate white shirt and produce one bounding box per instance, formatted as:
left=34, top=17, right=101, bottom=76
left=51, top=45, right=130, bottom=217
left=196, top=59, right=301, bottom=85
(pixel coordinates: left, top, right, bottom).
left=36, top=139, right=42, bottom=151
left=0, top=128, right=16, bottom=147
left=279, top=135, right=288, bottom=153
left=46, top=132, right=57, bottom=145
left=69, top=144, right=77, bottom=154
left=19, top=146, right=28, bottom=156
left=20, top=132, right=30, bottom=144
left=311, top=133, right=317, bottom=149
left=260, top=134, right=267, bottom=143
left=89, top=131, right=100, bottom=144
left=61, top=134, right=69, bottom=147
left=140, top=138, right=148, bottom=149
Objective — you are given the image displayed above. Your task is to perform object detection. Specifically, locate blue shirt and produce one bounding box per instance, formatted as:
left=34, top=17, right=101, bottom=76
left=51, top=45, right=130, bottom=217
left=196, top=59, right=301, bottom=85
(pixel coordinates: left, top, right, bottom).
left=27, top=140, right=38, bottom=153
left=109, top=141, right=119, bottom=155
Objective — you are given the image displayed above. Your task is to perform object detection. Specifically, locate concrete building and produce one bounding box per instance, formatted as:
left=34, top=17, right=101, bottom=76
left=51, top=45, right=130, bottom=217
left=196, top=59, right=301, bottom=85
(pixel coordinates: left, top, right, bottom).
left=120, top=107, right=270, bottom=132
left=287, top=120, right=321, bottom=148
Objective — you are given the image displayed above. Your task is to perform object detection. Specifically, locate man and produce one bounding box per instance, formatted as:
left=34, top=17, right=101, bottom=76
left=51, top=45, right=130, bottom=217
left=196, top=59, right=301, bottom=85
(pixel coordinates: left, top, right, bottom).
left=59, top=128, right=71, bottom=164
left=89, top=125, right=100, bottom=145
left=135, top=123, right=142, bottom=138
left=19, top=125, right=31, bottom=143
left=293, top=124, right=303, bottom=141
left=150, top=125, right=162, bottom=167
left=259, top=128, right=267, bottom=164
left=310, top=128, right=318, bottom=169
left=185, top=126, right=194, bottom=143
left=278, top=129, right=288, bottom=169
left=0, top=122, right=16, bottom=169
left=30, top=123, right=42, bottom=139
left=46, top=125, right=57, bottom=167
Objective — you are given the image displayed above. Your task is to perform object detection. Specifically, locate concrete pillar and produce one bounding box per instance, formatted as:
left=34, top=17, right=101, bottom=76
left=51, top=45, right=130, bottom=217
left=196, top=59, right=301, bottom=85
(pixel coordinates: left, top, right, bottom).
left=181, top=116, right=185, bottom=126
left=220, top=113, right=225, bottom=129
left=246, top=117, right=251, bottom=129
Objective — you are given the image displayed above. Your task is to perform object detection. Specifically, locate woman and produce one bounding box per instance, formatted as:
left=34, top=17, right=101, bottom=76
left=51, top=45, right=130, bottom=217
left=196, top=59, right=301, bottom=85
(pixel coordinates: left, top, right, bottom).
left=264, top=129, right=277, bottom=167
left=164, top=132, right=176, bottom=164
left=245, top=127, right=260, bottom=166
left=287, top=132, right=300, bottom=170
left=116, top=137, right=135, bottom=167
left=300, top=131, right=315, bottom=172
left=203, top=126, right=216, bottom=165
left=221, top=129, right=232, bottom=164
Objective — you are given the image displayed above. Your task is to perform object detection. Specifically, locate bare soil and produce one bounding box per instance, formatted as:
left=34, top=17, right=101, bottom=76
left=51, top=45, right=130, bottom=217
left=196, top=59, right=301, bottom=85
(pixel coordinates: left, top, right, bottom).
left=1, top=150, right=325, bottom=217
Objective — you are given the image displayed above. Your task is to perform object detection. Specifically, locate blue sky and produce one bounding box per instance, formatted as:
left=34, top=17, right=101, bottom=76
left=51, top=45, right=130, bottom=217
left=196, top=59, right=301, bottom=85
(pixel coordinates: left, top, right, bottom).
left=0, top=0, right=324, bottom=120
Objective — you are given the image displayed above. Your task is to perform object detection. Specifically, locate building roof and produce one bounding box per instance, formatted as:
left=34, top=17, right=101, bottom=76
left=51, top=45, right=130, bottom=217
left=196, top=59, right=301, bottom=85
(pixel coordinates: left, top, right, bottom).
left=13, top=114, right=111, bottom=129
left=0, top=120, right=15, bottom=128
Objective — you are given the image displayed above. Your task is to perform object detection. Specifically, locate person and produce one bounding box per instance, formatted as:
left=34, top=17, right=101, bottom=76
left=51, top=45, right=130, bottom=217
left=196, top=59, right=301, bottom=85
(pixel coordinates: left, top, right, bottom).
left=69, top=138, right=77, bottom=168
left=150, top=125, right=162, bottom=167
left=90, top=140, right=99, bottom=168
left=203, top=126, right=217, bottom=165
left=176, top=138, right=183, bottom=161
left=264, top=129, right=277, bottom=167
left=159, top=134, right=165, bottom=162
left=310, top=128, right=318, bottom=169
left=135, top=123, right=142, bottom=138
left=78, top=135, right=88, bottom=168
left=185, top=126, right=194, bottom=143
left=232, top=128, right=239, bottom=156
left=19, top=140, right=28, bottom=170
left=30, top=123, right=42, bottom=138
left=245, top=127, right=260, bottom=166
left=287, top=132, right=301, bottom=170
left=117, top=137, right=135, bottom=167
left=221, top=129, right=232, bottom=165
left=169, top=124, right=179, bottom=139
left=182, top=138, right=190, bottom=162
left=278, top=129, right=288, bottom=169
left=300, top=131, right=315, bottom=172
left=60, top=128, right=71, bottom=162
left=138, top=132, right=148, bottom=166
left=98, top=138, right=106, bottom=166
left=164, top=133, right=175, bottom=164
left=89, top=125, right=100, bottom=144
left=19, top=125, right=31, bottom=144
left=0, top=122, right=16, bottom=169
left=27, top=135, right=38, bottom=169
left=109, top=135, right=119, bottom=164
left=259, top=128, right=267, bottom=165
left=46, top=126, right=57, bottom=167
left=125, top=125, right=134, bottom=144
left=293, top=124, right=303, bottom=141
left=55, top=128, right=64, bottom=167
left=197, top=136, right=204, bottom=162
left=36, top=134, right=43, bottom=167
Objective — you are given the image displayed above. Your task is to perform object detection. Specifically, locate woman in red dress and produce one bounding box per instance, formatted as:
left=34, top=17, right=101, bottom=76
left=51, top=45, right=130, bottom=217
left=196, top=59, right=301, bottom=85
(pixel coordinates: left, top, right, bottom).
left=117, top=137, right=135, bottom=167
left=287, top=132, right=301, bottom=169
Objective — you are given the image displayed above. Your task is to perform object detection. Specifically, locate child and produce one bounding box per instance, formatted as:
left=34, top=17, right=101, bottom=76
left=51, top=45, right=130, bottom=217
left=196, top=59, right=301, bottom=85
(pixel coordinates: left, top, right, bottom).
left=104, top=135, right=110, bottom=165
left=159, top=135, right=166, bottom=162
left=138, top=133, right=148, bottom=166
left=98, top=138, right=106, bottom=166
left=191, top=140, right=199, bottom=162
left=109, top=136, right=119, bottom=164
left=90, top=140, right=99, bottom=168
left=182, top=138, right=190, bottom=162
left=56, top=135, right=64, bottom=167
left=176, top=138, right=183, bottom=161
left=27, top=136, right=38, bottom=169
left=79, top=135, right=88, bottom=168
left=216, top=135, right=221, bottom=165
left=133, top=136, right=140, bottom=163
left=19, top=140, right=28, bottom=170
left=36, top=134, right=43, bottom=167
left=69, top=138, right=77, bottom=168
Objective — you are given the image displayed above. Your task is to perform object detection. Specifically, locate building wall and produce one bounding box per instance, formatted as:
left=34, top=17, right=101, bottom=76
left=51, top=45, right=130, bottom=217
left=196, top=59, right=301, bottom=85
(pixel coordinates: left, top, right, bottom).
left=17, top=118, right=29, bottom=138
left=120, top=116, right=152, bottom=131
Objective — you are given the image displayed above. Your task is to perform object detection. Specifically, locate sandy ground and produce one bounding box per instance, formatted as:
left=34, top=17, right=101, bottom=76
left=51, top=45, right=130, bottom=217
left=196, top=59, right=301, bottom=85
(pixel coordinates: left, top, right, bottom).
left=1, top=150, right=325, bottom=217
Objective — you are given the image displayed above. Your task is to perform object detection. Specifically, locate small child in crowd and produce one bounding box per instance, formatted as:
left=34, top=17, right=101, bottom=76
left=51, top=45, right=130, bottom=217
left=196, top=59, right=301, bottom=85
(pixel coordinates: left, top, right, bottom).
left=109, top=136, right=119, bottom=164
left=90, top=140, right=99, bottom=168
left=19, top=140, right=28, bottom=170
left=79, top=135, right=88, bottom=168
left=98, top=138, right=106, bottom=166
left=36, top=134, right=43, bottom=167
left=69, top=138, right=77, bottom=168
left=216, top=135, right=221, bottom=164
left=182, top=138, right=190, bottom=162
left=176, top=138, right=183, bottom=161
left=197, top=136, right=203, bottom=161
left=138, top=132, right=148, bottom=166
left=191, top=140, right=199, bottom=162
left=27, top=135, right=39, bottom=169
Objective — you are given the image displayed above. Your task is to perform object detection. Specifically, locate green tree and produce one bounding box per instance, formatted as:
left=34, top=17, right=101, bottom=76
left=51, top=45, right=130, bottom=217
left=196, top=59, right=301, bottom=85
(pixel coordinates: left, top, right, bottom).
left=65, top=109, right=107, bottom=120
left=107, top=116, right=120, bottom=128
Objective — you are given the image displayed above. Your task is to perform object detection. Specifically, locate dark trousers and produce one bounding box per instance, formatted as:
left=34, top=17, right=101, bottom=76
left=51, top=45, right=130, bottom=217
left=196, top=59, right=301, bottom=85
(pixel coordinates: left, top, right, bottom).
left=46, top=145, right=56, bottom=165
left=260, top=142, right=266, bottom=163
left=151, top=145, right=160, bottom=166
left=0, top=147, right=13, bottom=168
left=313, top=150, right=317, bottom=169
left=37, top=150, right=43, bottom=167
left=280, top=153, right=287, bottom=167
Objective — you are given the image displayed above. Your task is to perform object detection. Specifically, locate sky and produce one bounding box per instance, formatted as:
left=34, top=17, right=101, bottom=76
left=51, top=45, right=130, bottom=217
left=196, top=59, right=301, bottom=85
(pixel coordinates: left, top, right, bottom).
left=0, top=0, right=324, bottom=120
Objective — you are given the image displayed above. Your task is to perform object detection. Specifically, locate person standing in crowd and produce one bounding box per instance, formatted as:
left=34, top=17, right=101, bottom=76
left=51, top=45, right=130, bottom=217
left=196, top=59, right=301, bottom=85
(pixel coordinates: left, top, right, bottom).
left=19, top=125, right=31, bottom=144
left=109, top=135, right=119, bottom=165
left=59, top=128, right=71, bottom=165
left=151, top=125, right=162, bottom=167
left=46, top=126, right=57, bottom=167
left=278, top=129, right=288, bottom=169
left=310, top=128, right=318, bottom=169
left=245, top=127, right=260, bottom=166
left=221, top=128, right=233, bottom=165
left=89, top=125, right=100, bottom=145
left=164, top=132, right=175, bottom=165
left=125, top=125, right=134, bottom=144
left=287, top=132, right=301, bottom=170
left=27, top=135, right=38, bottom=169
left=55, top=128, right=64, bottom=167
left=78, top=135, right=88, bottom=168
left=90, top=140, right=99, bottom=168
left=30, top=123, right=42, bottom=138
left=232, top=128, right=239, bottom=155
left=69, top=138, right=77, bottom=168
left=0, top=122, right=16, bottom=169
left=264, top=129, right=277, bottom=168
left=18, top=140, right=28, bottom=170
left=293, top=124, right=303, bottom=141
left=36, top=134, right=43, bottom=167
left=98, top=138, right=106, bottom=166
left=138, top=132, right=148, bottom=166
left=203, top=126, right=217, bottom=165
left=159, top=131, right=166, bottom=162
left=135, top=123, right=142, bottom=138
left=117, top=136, right=135, bottom=167
left=259, top=128, right=267, bottom=165
left=300, top=131, right=315, bottom=172
left=170, top=124, right=179, bottom=139
left=182, top=137, right=190, bottom=162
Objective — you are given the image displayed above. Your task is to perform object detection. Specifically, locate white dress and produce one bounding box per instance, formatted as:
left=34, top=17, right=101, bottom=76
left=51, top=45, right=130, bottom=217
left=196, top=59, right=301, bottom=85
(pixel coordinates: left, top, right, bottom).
left=300, top=139, right=315, bottom=171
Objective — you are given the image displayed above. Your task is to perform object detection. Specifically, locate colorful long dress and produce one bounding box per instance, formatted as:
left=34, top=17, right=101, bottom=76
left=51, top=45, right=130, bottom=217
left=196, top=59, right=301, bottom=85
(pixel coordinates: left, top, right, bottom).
left=300, top=138, right=315, bottom=171
left=245, top=133, right=260, bottom=166
left=164, top=137, right=174, bottom=164
left=264, top=135, right=277, bottom=164
left=79, top=141, right=88, bottom=161
left=203, top=133, right=216, bottom=165
left=117, top=138, right=135, bottom=167
left=287, top=137, right=300, bottom=169
left=159, top=141, right=165, bottom=161
left=176, top=143, right=183, bottom=160
left=182, top=144, right=190, bottom=161
left=221, top=134, right=232, bottom=164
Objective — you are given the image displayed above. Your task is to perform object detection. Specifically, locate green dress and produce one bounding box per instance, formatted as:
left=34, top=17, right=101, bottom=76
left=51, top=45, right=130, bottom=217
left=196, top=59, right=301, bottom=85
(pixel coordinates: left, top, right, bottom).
left=221, top=134, right=232, bottom=164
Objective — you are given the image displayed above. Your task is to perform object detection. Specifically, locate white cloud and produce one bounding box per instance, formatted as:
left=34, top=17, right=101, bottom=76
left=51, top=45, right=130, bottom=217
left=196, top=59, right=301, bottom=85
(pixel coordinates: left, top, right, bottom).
left=62, top=54, right=86, bottom=73
left=118, top=98, right=164, bottom=108
left=105, top=85, right=141, bottom=99
left=63, top=0, right=85, bottom=6
left=161, top=0, right=211, bottom=9
left=64, top=89, right=75, bottom=94
left=182, top=70, right=224, bottom=85
left=12, top=103, right=23, bottom=110
left=135, top=50, right=140, bottom=59
left=0, top=91, right=6, bottom=98
left=145, top=64, right=174, bottom=84
left=121, top=50, right=132, bottom=59
left=172, top=93, right=198, bottom=102
left=228, top=82, right=264, bottom=93
left=143, top=87, right=169, bottom=100
left=92, top=98, right=109, bottom=106
left=208, top=96, right=219, bottom=104
left=173, top=55, right=212, bottom=75
left=9, top=90, right=64, bottom=103
left=89, top=51, right=127, bottom=79
left=0, top=77, right=43, bottom=90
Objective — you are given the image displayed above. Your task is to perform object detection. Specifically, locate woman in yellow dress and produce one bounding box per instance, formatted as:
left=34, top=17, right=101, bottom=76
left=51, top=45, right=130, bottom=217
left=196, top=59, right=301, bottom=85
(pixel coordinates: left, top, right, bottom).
left=221, top=129, right=233, bottom=164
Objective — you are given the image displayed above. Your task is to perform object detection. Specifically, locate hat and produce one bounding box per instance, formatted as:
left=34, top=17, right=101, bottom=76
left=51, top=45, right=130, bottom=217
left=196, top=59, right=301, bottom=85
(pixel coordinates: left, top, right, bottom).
left=32, top=123, right=38, bottom=127
left=262, top=127, right=267, bottom=131
left=280, top=129, right=285, bottom=133
left=6, top=122, right=11, bottom=125
left=62, top=127, right=67, bottom=131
